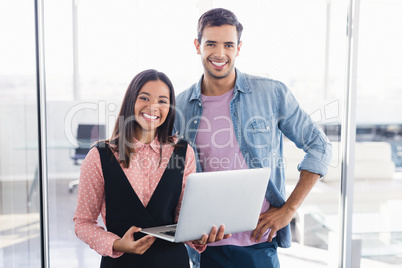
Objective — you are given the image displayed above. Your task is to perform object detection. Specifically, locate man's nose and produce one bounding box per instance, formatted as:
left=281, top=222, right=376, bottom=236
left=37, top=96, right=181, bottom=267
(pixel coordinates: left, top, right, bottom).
left=215, top=45, right=225, bottom=58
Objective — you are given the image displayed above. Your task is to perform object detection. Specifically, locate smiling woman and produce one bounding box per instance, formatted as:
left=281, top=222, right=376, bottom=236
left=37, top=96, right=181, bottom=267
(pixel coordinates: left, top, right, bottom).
left=106, top=69, right=177, bottom=167
left=134, top=80, right=171, bottom=144
left=73, top=69, right=199, bottom=267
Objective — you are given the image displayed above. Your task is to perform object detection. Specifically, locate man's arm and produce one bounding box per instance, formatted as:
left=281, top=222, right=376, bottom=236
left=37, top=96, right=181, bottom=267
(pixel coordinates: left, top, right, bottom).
left=251, top=169, right=320, bottom=242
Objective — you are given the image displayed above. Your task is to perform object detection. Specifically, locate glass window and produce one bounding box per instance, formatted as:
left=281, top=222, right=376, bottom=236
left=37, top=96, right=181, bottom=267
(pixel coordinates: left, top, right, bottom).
left=7, top=0, right=400, bottom=267
left=352, top=0, right=402, bottom=266
left=0, top=0, right=41, bottom=267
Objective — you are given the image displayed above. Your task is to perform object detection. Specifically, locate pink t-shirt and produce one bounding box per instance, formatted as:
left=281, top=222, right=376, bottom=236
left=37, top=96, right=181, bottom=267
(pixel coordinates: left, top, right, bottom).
left=195, top=89, right=272, bottom=247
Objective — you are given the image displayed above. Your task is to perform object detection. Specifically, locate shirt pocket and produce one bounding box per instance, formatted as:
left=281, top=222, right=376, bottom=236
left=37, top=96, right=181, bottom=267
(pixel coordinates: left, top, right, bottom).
left=244, top=116, right=275, bottom=150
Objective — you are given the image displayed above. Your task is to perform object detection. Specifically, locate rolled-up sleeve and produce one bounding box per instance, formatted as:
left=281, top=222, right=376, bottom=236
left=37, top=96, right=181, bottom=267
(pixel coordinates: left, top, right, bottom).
left=276, top=81, right=333, bottom=176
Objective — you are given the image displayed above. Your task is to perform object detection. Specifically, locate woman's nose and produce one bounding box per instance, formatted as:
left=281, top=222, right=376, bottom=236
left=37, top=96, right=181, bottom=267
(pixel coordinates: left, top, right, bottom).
left=150, top=102, right=159, bottom=110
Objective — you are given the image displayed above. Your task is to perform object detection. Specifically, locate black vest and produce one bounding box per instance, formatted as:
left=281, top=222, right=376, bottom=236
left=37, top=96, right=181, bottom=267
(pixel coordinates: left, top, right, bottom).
left=97, top=140, right=190, bottom=268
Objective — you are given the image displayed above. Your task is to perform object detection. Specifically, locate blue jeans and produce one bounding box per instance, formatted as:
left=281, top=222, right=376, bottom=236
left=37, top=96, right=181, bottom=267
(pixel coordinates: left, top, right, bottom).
left=188, top=239, right=279, bottom=268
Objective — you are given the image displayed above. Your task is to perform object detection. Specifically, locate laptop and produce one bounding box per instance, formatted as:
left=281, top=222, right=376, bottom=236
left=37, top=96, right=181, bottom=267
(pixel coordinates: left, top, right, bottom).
left=140, top=168, right=271, bottom=243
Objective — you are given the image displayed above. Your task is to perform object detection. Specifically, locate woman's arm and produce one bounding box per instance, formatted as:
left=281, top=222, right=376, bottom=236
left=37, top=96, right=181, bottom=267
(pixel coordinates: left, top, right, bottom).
left=73, top=148, right=123, bottom=258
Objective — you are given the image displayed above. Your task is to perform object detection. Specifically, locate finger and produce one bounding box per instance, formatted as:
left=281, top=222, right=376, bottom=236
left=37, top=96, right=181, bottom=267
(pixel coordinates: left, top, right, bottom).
left=135, top=235, right=156, bottom=254
left=251, top=219, right=268, bottom=242
left=198, top=234, right=208, bottom=245
left=251, top=223, right=263, bottom=241
left=267, top=227, right=278, bottom=243
left=207, top=226, right=218, bottom=243
left=258, top=224, right=277, bottom=243
left=252, top=213, right=271, bottom=240
left=223, top=233, right=232, bottom=239
left=251, top=228, right=257, bottom=241
left=123, top=226, right=141, bottom=243
left=135, top=235, right=154, bottom=246
left=256, top=229, right=265, bottom=242
left=215, top=225, right=226, bottom=241
left=127, top=226, right=141, bottom=235
left=190, top=234, right=207, bottom=245
left=267, top=232, right=274, bottom=243
left=257, top=223, right=273, bottom=242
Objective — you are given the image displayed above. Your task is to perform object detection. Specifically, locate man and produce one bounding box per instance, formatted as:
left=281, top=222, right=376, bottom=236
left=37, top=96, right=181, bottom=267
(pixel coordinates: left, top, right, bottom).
left=174, top=8, right=332, bottom=268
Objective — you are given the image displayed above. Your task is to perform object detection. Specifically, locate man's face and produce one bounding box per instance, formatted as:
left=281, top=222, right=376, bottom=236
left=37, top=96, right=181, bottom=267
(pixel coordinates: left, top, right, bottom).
left=194, top=25, right=242, bottom=80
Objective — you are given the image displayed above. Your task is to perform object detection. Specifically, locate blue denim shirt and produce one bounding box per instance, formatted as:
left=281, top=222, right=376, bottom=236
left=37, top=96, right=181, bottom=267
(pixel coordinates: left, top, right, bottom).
left=174, top=69, right=332, bottom=248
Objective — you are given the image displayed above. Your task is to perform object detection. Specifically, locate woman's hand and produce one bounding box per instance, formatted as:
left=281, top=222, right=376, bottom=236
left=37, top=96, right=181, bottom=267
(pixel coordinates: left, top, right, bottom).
left=113, top=226, right=156, bottom=255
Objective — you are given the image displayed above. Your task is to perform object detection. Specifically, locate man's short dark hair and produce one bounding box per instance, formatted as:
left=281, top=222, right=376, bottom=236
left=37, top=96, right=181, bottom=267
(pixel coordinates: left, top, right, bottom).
left=197, top=8, right=243, bottom=44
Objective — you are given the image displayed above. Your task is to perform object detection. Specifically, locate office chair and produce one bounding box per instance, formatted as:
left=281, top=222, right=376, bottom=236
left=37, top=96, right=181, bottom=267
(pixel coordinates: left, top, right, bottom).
left=69, top=124, right=106, bottom=192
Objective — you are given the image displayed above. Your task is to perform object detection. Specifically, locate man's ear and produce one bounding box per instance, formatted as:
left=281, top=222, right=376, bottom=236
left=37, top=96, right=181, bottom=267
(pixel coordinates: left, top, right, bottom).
left=194, top=38, right=201, bottom=55
left=236, top=41, right=242, bottom=57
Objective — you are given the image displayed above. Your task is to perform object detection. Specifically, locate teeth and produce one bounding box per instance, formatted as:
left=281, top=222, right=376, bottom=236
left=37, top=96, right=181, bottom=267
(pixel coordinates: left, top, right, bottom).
left=143, top=113, right=158, bottom=119
left=212, top=61, right=226, bottom=67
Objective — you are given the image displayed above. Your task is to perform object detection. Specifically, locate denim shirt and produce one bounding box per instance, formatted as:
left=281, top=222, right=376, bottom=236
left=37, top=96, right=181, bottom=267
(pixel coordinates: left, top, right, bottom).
left=174, top=69, right=332, bottom=248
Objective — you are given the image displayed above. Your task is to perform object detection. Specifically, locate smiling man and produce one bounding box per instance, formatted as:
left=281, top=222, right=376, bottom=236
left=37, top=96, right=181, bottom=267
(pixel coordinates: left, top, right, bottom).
left=196, top=24, right=239, bottom=83
left=174, top=8, right=332, bottom=268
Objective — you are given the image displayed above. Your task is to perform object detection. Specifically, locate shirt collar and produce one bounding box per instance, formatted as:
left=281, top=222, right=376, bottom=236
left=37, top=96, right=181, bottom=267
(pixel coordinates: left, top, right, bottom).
left=133, top=136, right=161, bottom=154
left=189, top=68, right=251, bottom=102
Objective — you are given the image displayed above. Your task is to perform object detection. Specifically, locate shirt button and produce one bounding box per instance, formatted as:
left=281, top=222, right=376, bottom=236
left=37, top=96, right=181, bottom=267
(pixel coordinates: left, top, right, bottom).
left=194, top=120, right=197, bottom=124
left=198, top=102, right=202, bottom=106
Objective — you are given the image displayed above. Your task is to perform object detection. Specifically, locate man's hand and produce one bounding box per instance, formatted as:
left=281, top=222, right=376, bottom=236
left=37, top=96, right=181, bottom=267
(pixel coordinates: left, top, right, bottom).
left=251, top=205, right=295, bottom=243
left=191, top=225, right=232, bottom=245
left=113, top=226, right=156, bottom=255
left=251, top=170, right=321, bottom=243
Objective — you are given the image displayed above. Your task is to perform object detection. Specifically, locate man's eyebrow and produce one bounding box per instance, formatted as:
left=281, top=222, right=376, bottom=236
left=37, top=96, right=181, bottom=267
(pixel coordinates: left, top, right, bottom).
left=205, top=40, right=236, bottom=45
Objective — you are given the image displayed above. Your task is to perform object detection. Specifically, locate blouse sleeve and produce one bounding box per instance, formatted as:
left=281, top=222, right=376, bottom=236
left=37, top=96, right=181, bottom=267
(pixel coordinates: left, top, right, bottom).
left=73, top=147, right=123, bottom=258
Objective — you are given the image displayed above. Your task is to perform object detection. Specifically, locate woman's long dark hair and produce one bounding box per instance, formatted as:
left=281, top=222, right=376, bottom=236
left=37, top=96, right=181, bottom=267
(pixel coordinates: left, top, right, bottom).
left=108, top=69, right=176, bottom=168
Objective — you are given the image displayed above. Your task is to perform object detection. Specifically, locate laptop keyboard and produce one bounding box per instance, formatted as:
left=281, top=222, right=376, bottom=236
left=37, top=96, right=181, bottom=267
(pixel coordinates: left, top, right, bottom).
left=160, top=230, right=176, bottom=237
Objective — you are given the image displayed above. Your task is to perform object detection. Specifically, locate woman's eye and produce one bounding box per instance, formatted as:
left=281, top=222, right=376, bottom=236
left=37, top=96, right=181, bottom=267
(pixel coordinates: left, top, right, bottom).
left=139, top=97, right=148, bottom=101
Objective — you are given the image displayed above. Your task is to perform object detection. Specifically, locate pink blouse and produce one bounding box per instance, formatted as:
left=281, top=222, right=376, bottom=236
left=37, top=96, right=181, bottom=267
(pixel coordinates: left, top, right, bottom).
left=73, top=137, right=196, bottom=257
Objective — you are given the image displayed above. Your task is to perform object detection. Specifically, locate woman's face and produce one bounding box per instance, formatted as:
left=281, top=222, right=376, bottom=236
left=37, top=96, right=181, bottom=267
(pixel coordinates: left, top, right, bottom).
left=134, top=80, right=170, bottom=141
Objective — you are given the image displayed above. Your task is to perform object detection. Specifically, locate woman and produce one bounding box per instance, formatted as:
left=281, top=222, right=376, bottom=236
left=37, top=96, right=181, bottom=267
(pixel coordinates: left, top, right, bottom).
left=73, top=69, right=203, bottom=267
